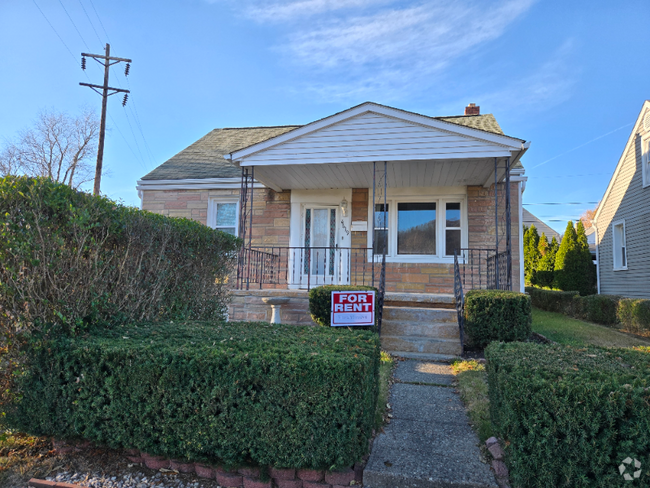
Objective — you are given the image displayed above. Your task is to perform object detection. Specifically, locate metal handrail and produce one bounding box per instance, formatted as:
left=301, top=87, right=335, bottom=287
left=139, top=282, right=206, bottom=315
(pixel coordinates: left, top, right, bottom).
left=453, top=251, right=465, bottom=356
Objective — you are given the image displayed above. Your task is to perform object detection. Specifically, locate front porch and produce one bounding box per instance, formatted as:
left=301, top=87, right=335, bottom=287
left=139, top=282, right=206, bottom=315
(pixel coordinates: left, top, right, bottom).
left=225, top=103, right=528, bottom=357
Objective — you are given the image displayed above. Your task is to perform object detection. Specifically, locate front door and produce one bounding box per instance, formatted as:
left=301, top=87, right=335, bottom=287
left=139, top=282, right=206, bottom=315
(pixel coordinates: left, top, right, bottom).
left=303, top=206, right=339, bottom=286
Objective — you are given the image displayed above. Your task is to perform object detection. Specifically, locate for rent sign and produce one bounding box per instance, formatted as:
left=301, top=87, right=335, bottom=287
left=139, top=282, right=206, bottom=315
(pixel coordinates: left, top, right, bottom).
left=331, top=291, right=376, bottom=326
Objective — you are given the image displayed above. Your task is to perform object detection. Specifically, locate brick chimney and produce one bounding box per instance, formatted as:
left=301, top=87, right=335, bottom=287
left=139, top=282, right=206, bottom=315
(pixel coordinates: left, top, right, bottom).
left=464, top=103, right=480, bottom=116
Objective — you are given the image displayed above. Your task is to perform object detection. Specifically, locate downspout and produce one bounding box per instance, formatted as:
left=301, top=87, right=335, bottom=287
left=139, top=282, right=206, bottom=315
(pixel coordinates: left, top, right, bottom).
left=593, top=222, right=601, bottom=294
left=518, top=179, right=525, bottom=292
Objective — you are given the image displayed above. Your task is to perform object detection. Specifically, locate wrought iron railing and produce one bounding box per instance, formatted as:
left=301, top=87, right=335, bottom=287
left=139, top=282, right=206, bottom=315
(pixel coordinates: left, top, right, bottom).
left=456, top=248, right=511, bottom=291
left=236, top=246, right=378, bottom=290
left=453, top=252, right=465, bottom=356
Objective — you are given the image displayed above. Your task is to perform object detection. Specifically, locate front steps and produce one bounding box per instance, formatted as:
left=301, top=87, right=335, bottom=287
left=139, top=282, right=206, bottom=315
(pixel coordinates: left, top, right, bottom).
left=381, top=304, right=461, bottom=360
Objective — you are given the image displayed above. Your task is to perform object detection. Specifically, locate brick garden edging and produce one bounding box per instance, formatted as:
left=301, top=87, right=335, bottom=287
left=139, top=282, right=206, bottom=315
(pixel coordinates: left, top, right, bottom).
left=51, top=439, right=367, bottom=487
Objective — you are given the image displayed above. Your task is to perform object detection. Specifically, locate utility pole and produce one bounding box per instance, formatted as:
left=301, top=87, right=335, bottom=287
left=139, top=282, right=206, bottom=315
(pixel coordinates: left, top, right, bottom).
left=80, top=44, right=131, bottom=195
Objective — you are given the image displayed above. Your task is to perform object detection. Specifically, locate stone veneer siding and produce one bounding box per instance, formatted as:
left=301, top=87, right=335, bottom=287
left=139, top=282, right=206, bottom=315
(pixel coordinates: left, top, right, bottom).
left=142, top=183, right=520, bottom=295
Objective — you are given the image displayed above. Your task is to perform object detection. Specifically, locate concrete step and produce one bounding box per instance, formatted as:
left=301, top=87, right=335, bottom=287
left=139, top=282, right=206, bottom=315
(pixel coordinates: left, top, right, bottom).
left=385, top=351, right=460, bottom=362
left=381, top=335, right=462, bottom=356
left=382, top=306, right=456, bottom=323
left=382, top=320, right=460, bottom=339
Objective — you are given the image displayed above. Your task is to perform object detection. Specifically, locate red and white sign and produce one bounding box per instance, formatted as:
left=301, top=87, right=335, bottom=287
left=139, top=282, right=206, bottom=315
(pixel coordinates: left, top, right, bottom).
left=331, top=291, right=376, bottom=326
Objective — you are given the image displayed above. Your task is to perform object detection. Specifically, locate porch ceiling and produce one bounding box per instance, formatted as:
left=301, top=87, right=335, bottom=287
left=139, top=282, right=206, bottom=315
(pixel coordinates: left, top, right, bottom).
left=250, top=158, right=508, bottom=191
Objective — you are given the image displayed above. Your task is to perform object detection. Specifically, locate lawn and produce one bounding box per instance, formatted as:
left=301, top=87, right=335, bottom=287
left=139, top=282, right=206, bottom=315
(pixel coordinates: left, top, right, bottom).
left=532, top=307, right=650, bottom=348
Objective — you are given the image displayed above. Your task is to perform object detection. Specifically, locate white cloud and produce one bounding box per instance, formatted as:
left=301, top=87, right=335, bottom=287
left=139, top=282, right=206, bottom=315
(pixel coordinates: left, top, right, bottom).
left=246, top=0, right=390, bottom=22
left=284, top=0, right=535, bottom=70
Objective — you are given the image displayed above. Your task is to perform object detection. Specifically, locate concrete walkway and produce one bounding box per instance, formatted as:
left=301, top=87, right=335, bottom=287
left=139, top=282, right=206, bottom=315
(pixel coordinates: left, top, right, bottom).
left=364, top=360, right=498, bottom=488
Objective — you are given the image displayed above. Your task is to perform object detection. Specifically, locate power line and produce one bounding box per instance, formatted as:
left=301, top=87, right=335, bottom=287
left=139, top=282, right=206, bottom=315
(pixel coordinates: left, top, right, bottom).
left=57, top=0, right=90, bottom=50
left=523, top=202, right=600, bottom=206
left=32, top=0, right=78, bottom=62
left=87, top=0, right=111, bottom=44
left=77, top=0, right=104, bottom=47
left=528, top=172, right=610, bottom=179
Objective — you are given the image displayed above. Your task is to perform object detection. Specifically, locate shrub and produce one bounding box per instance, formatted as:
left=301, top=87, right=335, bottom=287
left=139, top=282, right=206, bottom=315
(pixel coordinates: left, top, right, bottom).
left=5, top=321, right=380, bottom=469
left=571, top=294, right=621, bottom=325
left=0, top=176, right=239, bottom=336
left=308, top=285, right=378, bottom=327
left=486, top=342, right=650, bottom=487
left=553, top=221, right=596, bottom=296
left=463, top=290, right=531, bottom=348
left=618, top=299, right=650, bottom=334
left=525, top=287, right=578, bottom=314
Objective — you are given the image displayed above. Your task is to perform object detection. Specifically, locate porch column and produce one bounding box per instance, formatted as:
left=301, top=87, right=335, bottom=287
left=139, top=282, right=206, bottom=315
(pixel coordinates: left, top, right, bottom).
left=505, top=157, right=512, bottom=291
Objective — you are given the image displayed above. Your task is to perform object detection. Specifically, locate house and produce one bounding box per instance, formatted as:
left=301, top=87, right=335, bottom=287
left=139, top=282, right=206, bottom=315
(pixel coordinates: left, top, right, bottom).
left=592, top=100, right=650, bottom=299
left=522, top=208, right=561, bottom=241
left=137, top=102, right=529, bottom=358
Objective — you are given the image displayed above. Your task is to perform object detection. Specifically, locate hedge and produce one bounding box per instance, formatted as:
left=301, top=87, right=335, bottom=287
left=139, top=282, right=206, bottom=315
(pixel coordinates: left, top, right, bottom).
left=525, top=287, right=578, bottom=314
left=463, top=290, right=531, bottom=348
left=486, top=342, right=650, bottom=487
left=527, top=287, right=650, bottom=332
left=309, top=285, right=378, bottom=327
left=5, top=321, right=380, bottom=469
left=0, top=176, right=239, bottom=335
left=619, top=299, right=650, bottom=334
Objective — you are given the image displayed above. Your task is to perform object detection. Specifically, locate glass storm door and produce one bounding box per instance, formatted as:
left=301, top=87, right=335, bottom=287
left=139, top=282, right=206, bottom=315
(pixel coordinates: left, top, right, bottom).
left=303, top=207, right=338, bottom=284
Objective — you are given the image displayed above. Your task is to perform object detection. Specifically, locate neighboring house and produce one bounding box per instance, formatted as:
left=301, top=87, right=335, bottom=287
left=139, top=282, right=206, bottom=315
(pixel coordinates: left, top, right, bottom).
left=522, top=208, right=561, bottom=241
left=592, top=100, right=650, bottom=299
left=137, top=102, right=530, bottom=357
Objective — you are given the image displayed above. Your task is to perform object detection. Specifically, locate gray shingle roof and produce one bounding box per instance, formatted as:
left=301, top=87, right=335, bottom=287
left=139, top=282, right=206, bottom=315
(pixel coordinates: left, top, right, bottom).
left=141, top=126, right=300, bottom=180
left=523, top=209, right=561, bottom=241
left=141, top=109, right=517, bottom=181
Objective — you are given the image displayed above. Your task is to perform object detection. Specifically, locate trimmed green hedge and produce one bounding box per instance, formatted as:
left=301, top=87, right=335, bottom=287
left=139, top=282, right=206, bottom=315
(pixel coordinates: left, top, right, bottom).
left=527, top=287, right=650, bottom=333
left=525, top=287, right=578, bottom=314
left=463, top=290, right=531, bottom=348
left=571, top=294, right=621, bottom=326
left=309, top=285, right=378, bottom=327
left=486, top=342, right=650, bottom=487
left=619, top=299, right=650, bottom=334
left=6, top=321, right=380, bottom=469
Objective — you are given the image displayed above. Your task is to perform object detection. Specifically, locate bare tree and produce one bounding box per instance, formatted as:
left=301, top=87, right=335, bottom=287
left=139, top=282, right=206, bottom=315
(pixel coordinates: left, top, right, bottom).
left=0, top=108, right=99, bottom=188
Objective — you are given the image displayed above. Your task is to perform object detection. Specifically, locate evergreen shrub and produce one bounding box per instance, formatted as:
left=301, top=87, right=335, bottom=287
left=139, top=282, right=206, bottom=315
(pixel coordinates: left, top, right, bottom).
left=0, top=176, right=239, bottom=336
left=486, top=342, right=650, bottom=487
left=463, top=290, right=531, bottom=348
left=525, top=287, right=578, bottom=314
left=571, top=294, right=621, bottom=326
left=308, top=285, right=378, bottom=327
left=618, top=299, right=650, bottom=334
left=6, top=321, right=380, bottom=469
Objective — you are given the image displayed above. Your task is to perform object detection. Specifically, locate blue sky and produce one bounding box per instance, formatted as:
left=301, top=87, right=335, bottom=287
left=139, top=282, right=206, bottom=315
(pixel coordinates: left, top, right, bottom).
left=1, top=0, right=648, bottom=232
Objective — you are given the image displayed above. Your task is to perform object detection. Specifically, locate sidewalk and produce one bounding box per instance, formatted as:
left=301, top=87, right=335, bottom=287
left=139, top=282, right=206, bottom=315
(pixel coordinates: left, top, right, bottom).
left=364, top=360, right=498, bottom=488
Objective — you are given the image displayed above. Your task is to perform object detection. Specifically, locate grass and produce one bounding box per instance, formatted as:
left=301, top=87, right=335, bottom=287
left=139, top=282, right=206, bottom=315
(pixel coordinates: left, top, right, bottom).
left=375, top=350, right=396, bottom=429
left=451, top=360, right=493, bottom=443
left=532, top=307, right=650, bottom=347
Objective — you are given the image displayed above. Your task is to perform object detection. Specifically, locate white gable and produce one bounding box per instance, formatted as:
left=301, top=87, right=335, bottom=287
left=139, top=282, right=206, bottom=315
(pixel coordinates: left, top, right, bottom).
left=231, top=104, right=524, bottom=167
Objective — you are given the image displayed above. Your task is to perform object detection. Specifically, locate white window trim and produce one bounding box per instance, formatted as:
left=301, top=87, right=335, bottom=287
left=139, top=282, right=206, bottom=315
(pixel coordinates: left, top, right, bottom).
left=207, top=197, right=239, bottom=236
left=612, top=219, right=627, bottom=271
left=642, top=134, right=650, bottom=189
left=366, top=193, right=468, bottom=263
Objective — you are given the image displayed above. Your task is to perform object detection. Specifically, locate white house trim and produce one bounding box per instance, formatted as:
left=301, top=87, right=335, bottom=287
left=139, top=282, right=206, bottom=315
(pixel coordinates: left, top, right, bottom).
left=227, top=103, right=527, bottom=164
left=612, top=219, right=628, bottom=271
left=365, top=186, right=468, bottom=264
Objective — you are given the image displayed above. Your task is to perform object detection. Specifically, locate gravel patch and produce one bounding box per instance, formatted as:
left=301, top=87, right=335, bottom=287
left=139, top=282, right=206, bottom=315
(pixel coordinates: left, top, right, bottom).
left=29, top=469, right=220, bottom=488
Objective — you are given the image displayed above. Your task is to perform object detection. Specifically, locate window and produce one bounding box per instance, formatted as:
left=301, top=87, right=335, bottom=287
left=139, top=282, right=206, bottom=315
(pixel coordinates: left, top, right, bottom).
left=445, top=202, right=462, bottom=256
left=612, top=220, right=627, bottom=270
left=374, top=204, right=389, bottom=255
left=397, top=202, right=436, bottom=254
left=369, top=197, right=465, bottom=262
left=641, top=136, right=650, bottom=188
left=209, top=199, right=238, bottom=235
